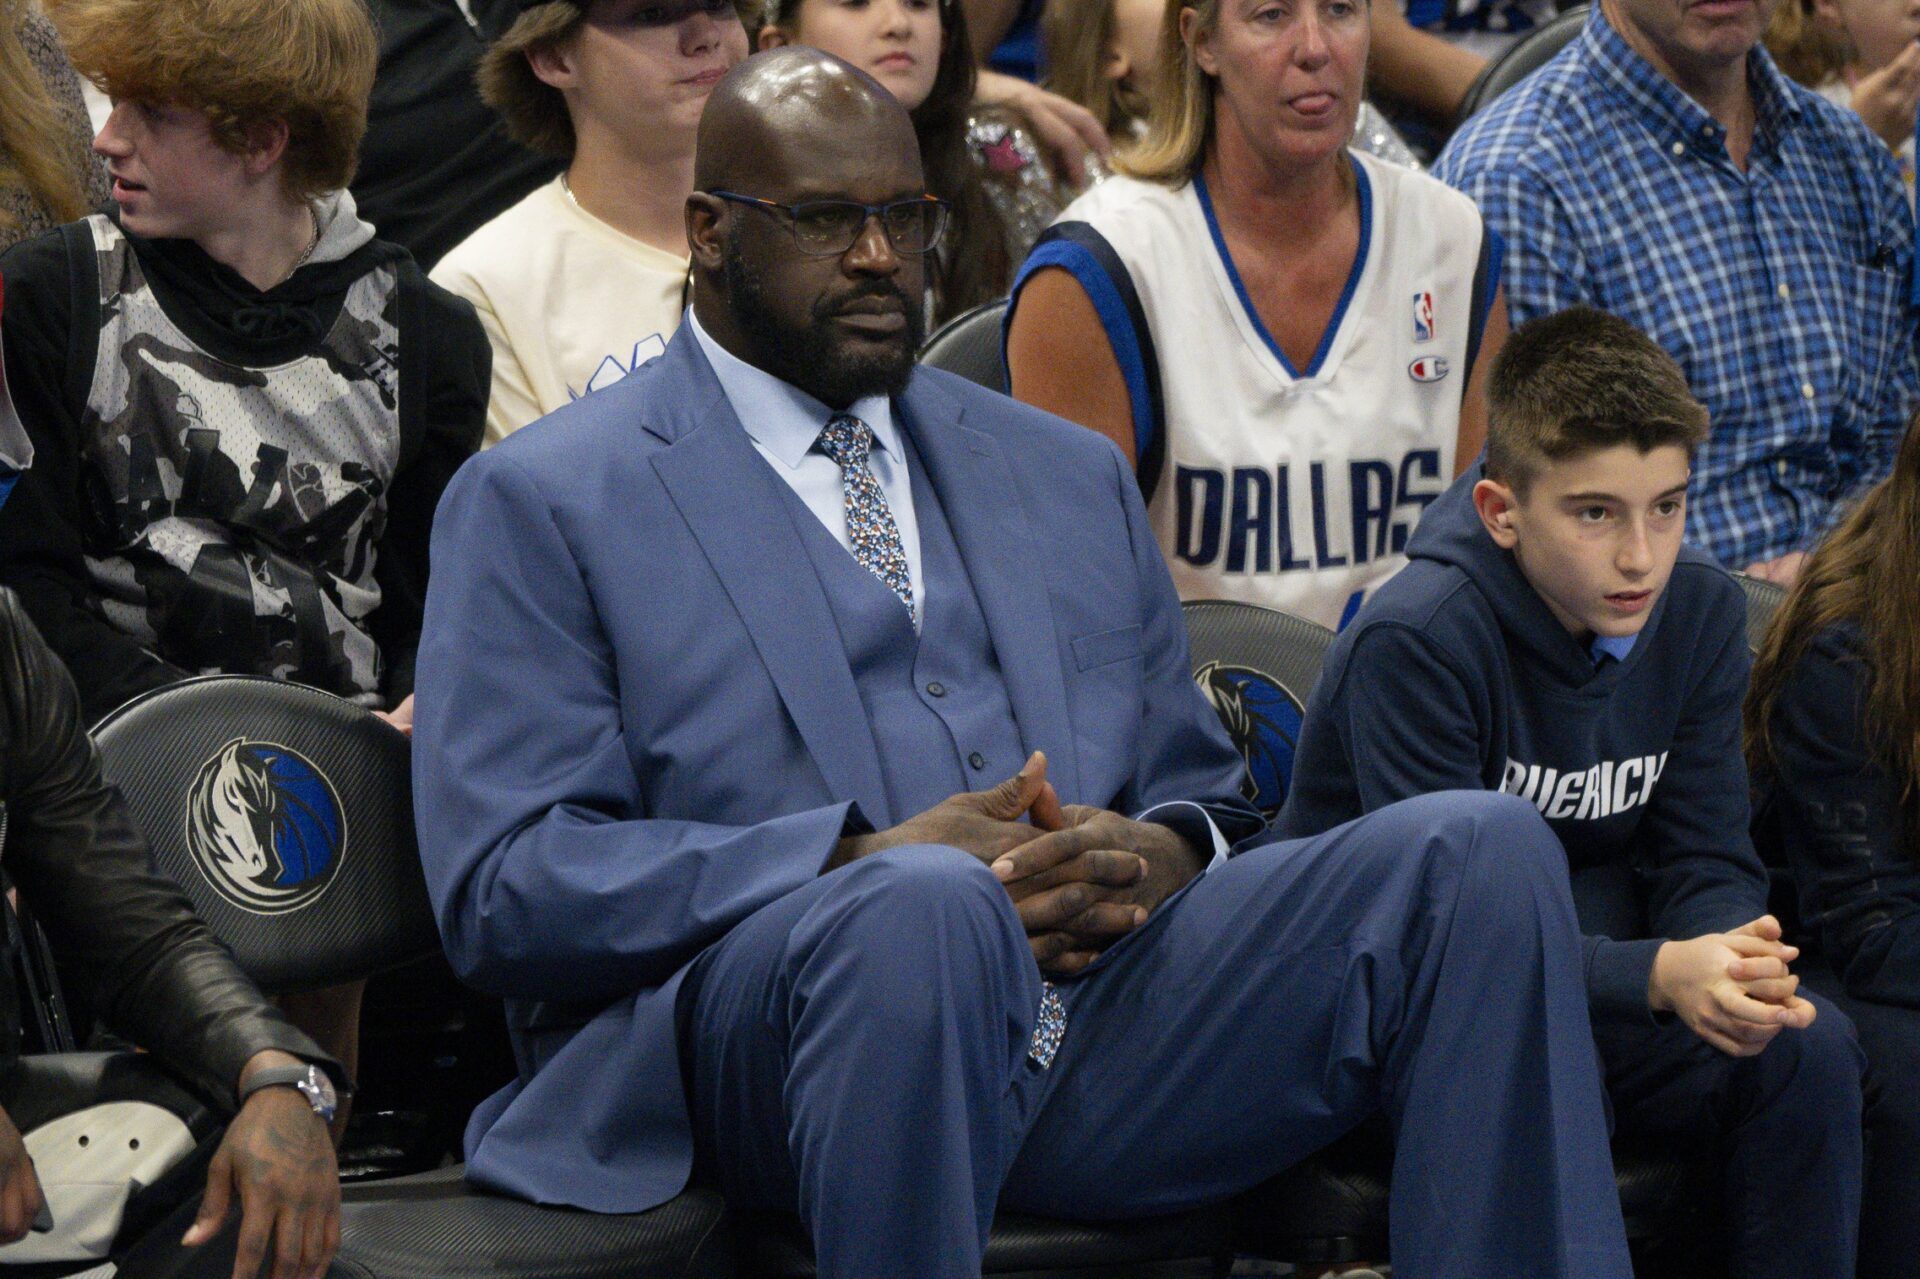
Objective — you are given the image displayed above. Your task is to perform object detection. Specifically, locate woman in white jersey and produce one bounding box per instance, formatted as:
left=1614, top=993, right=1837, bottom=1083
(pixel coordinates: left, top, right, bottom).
left=1005, top=0, right=1508, bottom=631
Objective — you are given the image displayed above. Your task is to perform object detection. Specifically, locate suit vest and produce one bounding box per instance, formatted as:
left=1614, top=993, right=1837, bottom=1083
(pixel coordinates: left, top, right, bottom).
left=775, top=431, right=1026, bottom=827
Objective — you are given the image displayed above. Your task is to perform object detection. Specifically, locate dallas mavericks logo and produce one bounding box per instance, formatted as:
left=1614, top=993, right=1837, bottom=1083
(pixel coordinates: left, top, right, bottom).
left=1195, top=662, right=1304, bottom=819
left=184, top=739, right=346, bottom=914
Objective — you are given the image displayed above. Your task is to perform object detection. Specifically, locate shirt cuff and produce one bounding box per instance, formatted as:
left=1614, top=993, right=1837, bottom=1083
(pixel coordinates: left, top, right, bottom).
left=1134, top=801, right=1229, bottom=873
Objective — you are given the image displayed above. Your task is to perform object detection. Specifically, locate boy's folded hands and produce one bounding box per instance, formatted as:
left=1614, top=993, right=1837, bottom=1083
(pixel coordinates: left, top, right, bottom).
left=1649, top=914, right=1819, bottom=1057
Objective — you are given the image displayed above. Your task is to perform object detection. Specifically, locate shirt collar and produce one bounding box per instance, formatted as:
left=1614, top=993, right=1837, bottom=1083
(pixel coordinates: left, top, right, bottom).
left=688, top=310, right=899, bottom=471
left=1589, top=632, right=1639, bottom=665
left=1581, top=4, right=1803, bottom=156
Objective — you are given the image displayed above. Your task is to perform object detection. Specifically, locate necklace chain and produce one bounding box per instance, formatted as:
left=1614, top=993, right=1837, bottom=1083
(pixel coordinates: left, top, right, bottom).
left=276, top=209, right=321, bottom=288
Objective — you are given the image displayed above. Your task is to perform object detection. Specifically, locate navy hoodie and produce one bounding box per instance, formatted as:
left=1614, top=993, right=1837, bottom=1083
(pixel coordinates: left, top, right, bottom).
left=1279, top=468, right=1769, bottom=1020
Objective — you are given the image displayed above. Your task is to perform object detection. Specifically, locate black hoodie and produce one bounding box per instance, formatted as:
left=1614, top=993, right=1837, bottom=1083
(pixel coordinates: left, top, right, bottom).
left=1280, top=467, right=1768, bottom=1020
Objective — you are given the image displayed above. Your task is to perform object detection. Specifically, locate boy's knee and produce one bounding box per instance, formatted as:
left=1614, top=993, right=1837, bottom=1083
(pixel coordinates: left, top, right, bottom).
left=1753, top=996, right=1864, bottom=1116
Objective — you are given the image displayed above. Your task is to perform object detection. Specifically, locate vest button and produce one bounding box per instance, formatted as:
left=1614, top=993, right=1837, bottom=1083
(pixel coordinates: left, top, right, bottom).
left=968, top=752, right=986, bottom=770
left=926, top=682, right=947, bottom=697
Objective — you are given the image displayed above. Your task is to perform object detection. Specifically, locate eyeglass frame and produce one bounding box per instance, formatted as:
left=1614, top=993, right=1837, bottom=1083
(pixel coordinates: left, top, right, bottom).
left=705, top=190, right=951, bottom=258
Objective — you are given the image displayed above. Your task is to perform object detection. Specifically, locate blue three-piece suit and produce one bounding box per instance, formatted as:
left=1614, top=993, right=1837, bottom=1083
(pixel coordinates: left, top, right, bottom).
left=412, top=326, right=1636, bottom=1277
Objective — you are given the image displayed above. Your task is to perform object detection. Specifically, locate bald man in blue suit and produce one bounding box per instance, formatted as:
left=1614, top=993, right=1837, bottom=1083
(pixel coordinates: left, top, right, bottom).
left=412, top=49, right=1635, bottom=1279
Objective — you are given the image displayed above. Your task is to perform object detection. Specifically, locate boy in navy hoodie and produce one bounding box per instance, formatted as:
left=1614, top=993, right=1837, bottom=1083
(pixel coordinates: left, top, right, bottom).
left=1281, top=308, right=1865, bottom=1277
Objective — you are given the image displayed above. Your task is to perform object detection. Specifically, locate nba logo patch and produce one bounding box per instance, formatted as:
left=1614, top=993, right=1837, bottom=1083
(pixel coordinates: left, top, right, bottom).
left=1412, top=292, right=1436, bottom=343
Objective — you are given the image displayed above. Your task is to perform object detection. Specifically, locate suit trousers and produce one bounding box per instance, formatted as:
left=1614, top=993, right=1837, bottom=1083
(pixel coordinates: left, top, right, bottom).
left=679, top=791, right=1633, bottom=1279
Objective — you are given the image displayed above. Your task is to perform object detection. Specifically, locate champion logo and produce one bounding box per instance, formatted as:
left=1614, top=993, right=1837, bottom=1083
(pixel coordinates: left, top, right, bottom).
left=1412, top=291, right=1436, bottom=343
left=1408, top=356, right=1449, bottom=383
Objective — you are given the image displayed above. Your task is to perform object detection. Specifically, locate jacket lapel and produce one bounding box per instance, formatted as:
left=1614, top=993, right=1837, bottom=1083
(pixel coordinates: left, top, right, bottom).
left=648, top=334, right=893, bottom=827
left=899, top=377, right=1082, bottom=803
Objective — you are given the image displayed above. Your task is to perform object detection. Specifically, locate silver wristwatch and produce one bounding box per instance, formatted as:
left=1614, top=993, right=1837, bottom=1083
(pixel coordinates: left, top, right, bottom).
left=239, top=1062, right=339, bottom=1124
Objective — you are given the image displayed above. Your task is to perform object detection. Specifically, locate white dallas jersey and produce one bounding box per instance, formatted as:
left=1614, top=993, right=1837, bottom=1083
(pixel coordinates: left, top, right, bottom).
left=1023, top=153, right=1495, bottom=631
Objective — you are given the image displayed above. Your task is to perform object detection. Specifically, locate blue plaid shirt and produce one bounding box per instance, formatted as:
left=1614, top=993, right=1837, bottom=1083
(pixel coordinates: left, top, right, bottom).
left=1436, top=8, right=1920, bottom=569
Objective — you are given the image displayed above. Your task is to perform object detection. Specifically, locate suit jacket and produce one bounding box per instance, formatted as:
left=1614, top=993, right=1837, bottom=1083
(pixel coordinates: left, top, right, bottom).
left=412, top=325, right=1260, bottom=1212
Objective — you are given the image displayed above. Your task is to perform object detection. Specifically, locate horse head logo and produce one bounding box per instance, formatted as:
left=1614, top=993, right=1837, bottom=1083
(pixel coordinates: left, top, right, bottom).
left=184, top=739, right=345, bottom=914
left=1194, top=662, right=1305, bottom=820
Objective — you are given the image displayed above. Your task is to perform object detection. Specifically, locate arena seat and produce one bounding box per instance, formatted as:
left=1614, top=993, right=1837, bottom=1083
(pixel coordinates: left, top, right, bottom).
left=1734, top=571, right=1786, bottom=656
left=90, top=676, right=739, bottom=1278
left=919, top=298, right=1011, bottom=393
left=1455, top=5, right=1589, bottom=122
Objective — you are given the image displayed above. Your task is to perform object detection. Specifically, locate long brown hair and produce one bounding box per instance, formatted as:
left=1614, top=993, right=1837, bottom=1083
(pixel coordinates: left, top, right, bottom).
left=757, top=0, right=1009, bottom=321
left=1746, top=411, right=1920, bottom=858
left=0, top=0, right=90, bottom=236
left=1041, top=0, right=1150, bottom=139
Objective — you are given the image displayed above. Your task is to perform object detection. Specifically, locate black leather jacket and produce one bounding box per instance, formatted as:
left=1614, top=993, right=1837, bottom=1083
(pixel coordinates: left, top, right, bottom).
left=0, top=588, right=336, bottom=1108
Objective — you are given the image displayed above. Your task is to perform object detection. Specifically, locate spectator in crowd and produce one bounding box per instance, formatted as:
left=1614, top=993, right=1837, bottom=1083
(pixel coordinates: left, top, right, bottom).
left=433, top=0, right=747, bottom=445
left=0, top=0, right=106, bottom=253
left=1282, top=307, right=1865, bottom=1279
left=1004, top=0, right=1507, bottom=634
left=0, top=582, right=344, bottom=1278
left=351, top=0, right=563, bottom=271
left=0, top=0, right=487, bottom=1111
left=1366, top=1, right=1492, bottom=126
left=1766, top=0, right=1917, bottom=198
left=758, top=0, right=1069, bottom=323
left=1040, top=0, right=1423, bottom=166
left=1747, top=410, right=1920, bottom=1279
left=411, top=49, right=1638, bottom=1279
left=1437, top=0, right=1920, bottom=586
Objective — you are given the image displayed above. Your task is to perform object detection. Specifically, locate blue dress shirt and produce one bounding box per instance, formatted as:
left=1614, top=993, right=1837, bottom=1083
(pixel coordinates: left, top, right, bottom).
left=689, top=312, right=924, bottom=623
left=1437, top=7, right=1920, bottom=570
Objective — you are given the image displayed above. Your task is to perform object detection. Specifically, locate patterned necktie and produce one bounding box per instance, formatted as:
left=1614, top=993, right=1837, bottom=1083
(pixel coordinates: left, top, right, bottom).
left=817, top=413, right=915, bottom=618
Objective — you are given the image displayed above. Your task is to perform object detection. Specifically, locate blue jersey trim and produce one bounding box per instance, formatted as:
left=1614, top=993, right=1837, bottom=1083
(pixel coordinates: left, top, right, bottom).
left=1194, top=155, right=1373, bottom=380
left=1009, top=233, right=1158, bottom=478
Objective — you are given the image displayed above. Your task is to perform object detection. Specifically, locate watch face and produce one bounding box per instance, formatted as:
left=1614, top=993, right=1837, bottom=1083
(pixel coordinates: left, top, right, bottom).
left=299, top=1066, right=338, bottom=1117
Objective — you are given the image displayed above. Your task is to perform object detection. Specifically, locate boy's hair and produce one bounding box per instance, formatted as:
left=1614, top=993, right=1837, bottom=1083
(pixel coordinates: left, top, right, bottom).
left=53, top=0, right=377, bottom=202
left=1486, top=306, right=1709, bottom=494
left=477, top=1, right=588, bottom=161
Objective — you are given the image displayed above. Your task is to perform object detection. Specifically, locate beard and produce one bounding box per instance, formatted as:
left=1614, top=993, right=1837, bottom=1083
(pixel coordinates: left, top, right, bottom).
left=722, top=231, right=927, bottom=408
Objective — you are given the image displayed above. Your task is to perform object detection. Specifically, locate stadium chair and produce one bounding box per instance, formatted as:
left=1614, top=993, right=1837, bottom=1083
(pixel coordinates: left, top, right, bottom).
left=1734, top=571, right=1786, bottom=656
left=1176, top=600, right=1721, bottom=1272
left=919, top=298, right=1011, bottom=394
left=1455, top=6, right=1589, bottom=122
left=89, top=676, right=739, bottom=1278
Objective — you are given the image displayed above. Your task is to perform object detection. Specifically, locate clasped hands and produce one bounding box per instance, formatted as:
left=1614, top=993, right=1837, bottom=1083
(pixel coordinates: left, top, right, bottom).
left=834, top=752, right=1202, bottom=975
left=1649, top=916, right=1818, bottom=1058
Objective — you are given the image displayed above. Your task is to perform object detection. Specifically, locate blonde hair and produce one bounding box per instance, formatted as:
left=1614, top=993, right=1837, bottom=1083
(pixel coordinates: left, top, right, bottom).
left=1764, top=0, right=1849, bottom=88
left=51, top=0, right=376, bottom=201
left=0, top=0, right=91, bottom=236
left=1116, top=0, right=1218, bottom=183
left=1041, top=0, right=1150, bottom=138
left=477, top=2, right=588, bottom=160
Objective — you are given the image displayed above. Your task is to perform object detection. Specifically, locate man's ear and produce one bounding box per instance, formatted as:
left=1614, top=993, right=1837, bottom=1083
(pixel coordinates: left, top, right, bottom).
left=240, top=119, right=291, bottom=178
left=1179, top=6, right=1216, bottom=76
left=1473, top=477, right=1521, bottom=549
left=758, top=24, right=790, bottom=49
left=527, top=37, right=580, bottom=90
left=686, top=192, right=728, bottom=272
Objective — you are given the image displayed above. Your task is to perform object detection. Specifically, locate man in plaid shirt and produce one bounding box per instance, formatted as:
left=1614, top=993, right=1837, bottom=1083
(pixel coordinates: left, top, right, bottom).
left=1436, top=0, right=1920, bottom=583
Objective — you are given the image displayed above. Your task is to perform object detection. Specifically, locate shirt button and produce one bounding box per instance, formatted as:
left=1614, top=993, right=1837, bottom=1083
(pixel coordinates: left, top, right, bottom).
left=1671, top=141, right=1685, bottom=156
left=1801, top=382, right=1816, bottom=401
left=968, top=752, right=986, bottom=770
left=926, top=681, right=947, bottom=697
left=1777, top=282, right=1791, bottom=300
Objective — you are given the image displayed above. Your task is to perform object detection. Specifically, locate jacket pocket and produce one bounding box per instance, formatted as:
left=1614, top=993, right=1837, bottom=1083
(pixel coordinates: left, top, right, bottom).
left=1071, top=624, right=1142, bottom=671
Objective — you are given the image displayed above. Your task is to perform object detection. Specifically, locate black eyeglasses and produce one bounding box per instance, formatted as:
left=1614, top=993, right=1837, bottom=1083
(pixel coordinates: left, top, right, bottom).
left=707, top=191, right=950, bottom=257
